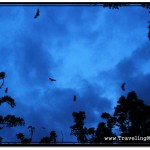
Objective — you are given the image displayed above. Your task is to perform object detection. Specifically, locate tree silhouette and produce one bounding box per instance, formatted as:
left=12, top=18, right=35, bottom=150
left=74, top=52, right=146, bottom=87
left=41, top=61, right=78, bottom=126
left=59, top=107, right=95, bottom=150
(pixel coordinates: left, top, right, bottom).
left=103, top=3, right=128, bottom=9
left=0, top=72, right=5, bottom=89
left=0, top=96, right=16, bottom=108
left=16, top=133, right=24, bottom=141
left=0, top=137, right=3, bottom=144
left=39, top=137, right=50, bottom=143
left=141, top=4, right=150, bottom=10
left=16, top=133, right=32, bottom=144
left=70, top=111, right=88, bottom=143
left=28, top=125, right=35, bottom=139
left=101, top=112, right=116, bottom=130
left=94, top=122, right=116, bottom=143
left=114, top=91, right=150, bottom=143
left=39, top=130, right=57, bottom=144
left=0, top=71, right=25, bottom=143
left=70, top=111, right=117, bottom=143
left=16, top=125, right=37, bottom=144
left=50, top=131, right=57, bottom=143
left=86, top=127, right=95, bottom=143
left=70, top=91, right=150, bottom=144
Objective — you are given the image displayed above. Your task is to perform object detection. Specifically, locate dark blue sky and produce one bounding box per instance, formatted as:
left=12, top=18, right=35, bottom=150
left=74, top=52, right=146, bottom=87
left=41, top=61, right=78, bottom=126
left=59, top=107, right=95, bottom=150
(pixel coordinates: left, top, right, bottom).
left=0, top=4, right=150, bottom=143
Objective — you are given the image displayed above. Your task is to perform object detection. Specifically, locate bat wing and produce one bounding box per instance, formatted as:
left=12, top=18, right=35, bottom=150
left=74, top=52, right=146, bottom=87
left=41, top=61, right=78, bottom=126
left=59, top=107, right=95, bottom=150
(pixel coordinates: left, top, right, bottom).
left=5, top=88, right=8, bottom=93
left=37, top=9, right=40, bottom=16
left=121, top=83, right=125, bottom=91
left=49, top=78, right=56, bottom=81
left=34, top=9, right=40, bottom=18
left=74, top=96, right=76, bottom=101
left=34, top=14, right=37, bottom=18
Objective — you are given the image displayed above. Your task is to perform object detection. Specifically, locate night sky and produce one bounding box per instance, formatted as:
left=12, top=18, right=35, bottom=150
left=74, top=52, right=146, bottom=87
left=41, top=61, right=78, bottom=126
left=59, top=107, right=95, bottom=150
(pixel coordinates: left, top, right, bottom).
left=0, top=4, right=150, bottom=143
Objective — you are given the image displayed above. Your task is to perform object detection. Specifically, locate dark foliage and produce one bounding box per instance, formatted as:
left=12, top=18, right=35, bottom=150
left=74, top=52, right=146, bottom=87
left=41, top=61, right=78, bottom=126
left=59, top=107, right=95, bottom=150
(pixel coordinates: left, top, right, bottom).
left=39, top=137, right=50, bottom=143
left=0, top=115, right=25, bottom=130
left=70, top=111, right=88, bottom=143
left=28, top=125, right=35, bottom=139
left=103, top=3, right=129, bottom=9
left=101, top=112, right=116, bottom=129
left=0, top=72, right=5, bottom=89
left=94, top=122, right=116, bottom=143
left=16, top=126, right=36, bottom=144
left=39, top=131, right=57, bottom=143
left=0, top=72, right=5, bottom=79
left=141, top=4, right=150, bottom=10
left=0, top=71, right=25, bottom=143
left=16, top=133, right=32, bottom=144
left=70, top=91, right=150, bottom=144
left=0, top=137, right=3, bottom=143
left=16, top=133, right=24, bottom=141
left=70, top=111, right=116, bottom=143
left=114, top=91, right=150, bottom=143
left=0, top=96, right=16, bottom=108
left=50, top=131, right=57, bottom=143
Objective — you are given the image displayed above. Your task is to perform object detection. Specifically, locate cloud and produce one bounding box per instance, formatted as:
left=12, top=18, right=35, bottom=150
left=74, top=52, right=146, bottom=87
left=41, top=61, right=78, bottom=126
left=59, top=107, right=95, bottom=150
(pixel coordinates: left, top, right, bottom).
left=0, top=5, right=150, bottom=143
left=0, top=78, right=113, bottom=143
left=96, top=42, right=150, bottom=106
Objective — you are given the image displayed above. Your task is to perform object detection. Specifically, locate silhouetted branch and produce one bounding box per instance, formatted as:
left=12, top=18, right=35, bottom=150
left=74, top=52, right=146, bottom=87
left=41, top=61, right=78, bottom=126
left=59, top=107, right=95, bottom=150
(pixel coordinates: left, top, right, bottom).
left=0, top=137, right=3, bottom=143
left=39, top=130, right=57, bottom=143
left=39, top=137, right=50, bottom=143
left=0, top=72, right=5, bottom=89
left=0, top=72, right=5, bottom=80
left=16, top=133, right=32, bottom=144
left=28, top=125, right=35, bottom=139
left=141, top=4, right=150, bottom=9
left=3, top=115, right=25, bottom=127
left=103, top=3, right=129, bottom=9
left=16, top=133, right=25, bottom=141
left=0, top=96, right=16, bottom=108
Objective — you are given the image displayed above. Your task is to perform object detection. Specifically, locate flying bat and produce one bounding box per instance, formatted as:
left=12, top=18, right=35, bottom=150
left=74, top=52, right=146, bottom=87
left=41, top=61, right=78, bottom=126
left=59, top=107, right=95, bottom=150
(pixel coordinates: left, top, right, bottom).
left=49, top=77, right=56, bottom=82
left=148, top=31, right=150, bottom=40
left=5, top=87, right=8, bottom=93
left=34, top=9, right=40, bottom=19
left=121, top=83, right=125, bottom=91
left=73, top=95, right=76, bottom=102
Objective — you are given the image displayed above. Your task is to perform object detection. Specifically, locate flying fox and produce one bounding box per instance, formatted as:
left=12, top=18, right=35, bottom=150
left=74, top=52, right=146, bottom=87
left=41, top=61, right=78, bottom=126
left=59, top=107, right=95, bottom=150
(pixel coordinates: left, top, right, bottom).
left=121, top=83, right=126, bottom=91
left=34, top=9, right=40, bottom=19
left=49, top=77, right=56, bottom=82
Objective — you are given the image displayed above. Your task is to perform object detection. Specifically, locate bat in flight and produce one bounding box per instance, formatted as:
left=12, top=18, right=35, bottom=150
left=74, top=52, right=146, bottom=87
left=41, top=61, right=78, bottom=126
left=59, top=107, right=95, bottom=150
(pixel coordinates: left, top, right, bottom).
left=5, top=87, right=8, bottom=93
left=121, top=83, right=126, bottom=91
left=49, top=77, right=56, bottom=82
left=34, top=9, right=40, bottom=19
left=73, top=95, right=76, bottom=102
